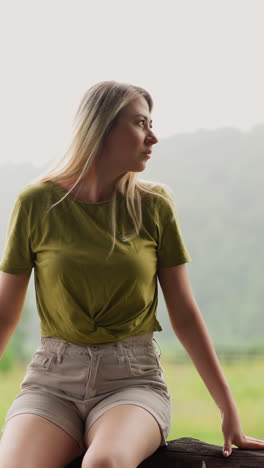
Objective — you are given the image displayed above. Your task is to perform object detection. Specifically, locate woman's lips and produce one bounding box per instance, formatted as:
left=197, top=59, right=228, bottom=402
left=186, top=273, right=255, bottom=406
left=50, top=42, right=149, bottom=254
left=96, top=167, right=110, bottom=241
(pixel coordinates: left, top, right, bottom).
left=142, top=152, right=151, bottom=159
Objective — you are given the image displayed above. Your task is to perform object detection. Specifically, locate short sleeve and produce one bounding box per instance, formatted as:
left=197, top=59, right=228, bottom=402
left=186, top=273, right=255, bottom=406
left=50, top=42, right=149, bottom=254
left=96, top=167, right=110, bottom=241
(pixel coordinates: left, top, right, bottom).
left=155, top=187, right=191, bottom=268
left=0, top=196, right=35, bottom=274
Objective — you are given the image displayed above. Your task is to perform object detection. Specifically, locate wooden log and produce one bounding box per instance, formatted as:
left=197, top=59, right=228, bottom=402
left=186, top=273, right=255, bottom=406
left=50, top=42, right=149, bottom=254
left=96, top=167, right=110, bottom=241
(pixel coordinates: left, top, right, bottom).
left=66, top=437, right=264, bottom=467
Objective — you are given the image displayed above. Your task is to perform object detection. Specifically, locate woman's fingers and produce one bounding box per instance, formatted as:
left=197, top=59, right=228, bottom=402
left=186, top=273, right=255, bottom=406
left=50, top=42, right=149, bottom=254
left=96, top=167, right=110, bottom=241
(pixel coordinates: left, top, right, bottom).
left=222, top=447, right=232, bottom=457
left=244, top=436, right=264, bottom=443
left=236, top=435, right=264, bottom=449
left=223, top=435, right=264, bottom=456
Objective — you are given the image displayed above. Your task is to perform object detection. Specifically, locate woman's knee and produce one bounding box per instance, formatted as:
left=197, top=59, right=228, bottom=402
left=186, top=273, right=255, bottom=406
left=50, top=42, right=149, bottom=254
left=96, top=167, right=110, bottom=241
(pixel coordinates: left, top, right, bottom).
left=81, top=448, right=134, bottom=468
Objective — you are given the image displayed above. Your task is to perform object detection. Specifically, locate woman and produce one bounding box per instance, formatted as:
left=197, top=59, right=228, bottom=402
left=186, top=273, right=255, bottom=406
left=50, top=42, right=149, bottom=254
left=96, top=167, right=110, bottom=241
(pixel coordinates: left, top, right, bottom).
left=0, top=81, right=263, bottom=468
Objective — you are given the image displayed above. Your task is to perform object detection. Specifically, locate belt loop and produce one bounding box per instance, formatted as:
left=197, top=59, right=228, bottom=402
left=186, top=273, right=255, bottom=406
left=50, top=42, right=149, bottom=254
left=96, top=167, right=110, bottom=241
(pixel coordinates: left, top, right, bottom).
left=54, top=340, right=68, bottom=364
left=57, top=352, right=63, bottom=364
left=117, top=340, right=126, bottom=364
left=152, top=336, right=162, bottom=358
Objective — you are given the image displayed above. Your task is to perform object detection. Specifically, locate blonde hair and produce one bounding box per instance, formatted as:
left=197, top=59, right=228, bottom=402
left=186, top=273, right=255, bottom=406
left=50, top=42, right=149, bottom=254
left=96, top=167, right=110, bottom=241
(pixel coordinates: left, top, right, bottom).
left=37, top=80, right=177, bottom=258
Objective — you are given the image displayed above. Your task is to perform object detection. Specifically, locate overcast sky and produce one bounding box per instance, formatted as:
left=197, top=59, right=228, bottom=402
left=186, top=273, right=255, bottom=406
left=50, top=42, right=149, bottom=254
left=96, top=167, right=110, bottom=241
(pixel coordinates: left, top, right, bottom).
left=1, top=0, right=264, bottom=165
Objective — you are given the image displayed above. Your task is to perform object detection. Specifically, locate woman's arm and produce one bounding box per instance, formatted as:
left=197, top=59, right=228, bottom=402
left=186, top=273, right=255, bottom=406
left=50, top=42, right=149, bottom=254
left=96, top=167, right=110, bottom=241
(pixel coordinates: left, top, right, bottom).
left=158, top=263, right=264, bottom=457
left=0, top=271, right=31, bottom=358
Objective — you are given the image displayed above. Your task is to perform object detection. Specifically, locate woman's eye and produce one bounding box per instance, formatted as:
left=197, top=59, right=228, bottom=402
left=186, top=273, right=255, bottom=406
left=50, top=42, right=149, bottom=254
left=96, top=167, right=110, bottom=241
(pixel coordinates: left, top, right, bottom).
left=138, top=120, right=153, bottom=129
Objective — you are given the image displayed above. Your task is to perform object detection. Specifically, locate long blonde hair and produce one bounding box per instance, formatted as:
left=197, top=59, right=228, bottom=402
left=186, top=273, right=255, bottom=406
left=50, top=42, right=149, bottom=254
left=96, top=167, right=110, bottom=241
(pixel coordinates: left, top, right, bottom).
left=37, top=80, right=176, bottom=258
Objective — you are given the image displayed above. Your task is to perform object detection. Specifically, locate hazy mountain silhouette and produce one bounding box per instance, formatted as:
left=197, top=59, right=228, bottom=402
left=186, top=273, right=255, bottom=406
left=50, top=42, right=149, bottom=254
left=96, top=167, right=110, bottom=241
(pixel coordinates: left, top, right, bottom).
left=1, top=124, right=263, bottom=350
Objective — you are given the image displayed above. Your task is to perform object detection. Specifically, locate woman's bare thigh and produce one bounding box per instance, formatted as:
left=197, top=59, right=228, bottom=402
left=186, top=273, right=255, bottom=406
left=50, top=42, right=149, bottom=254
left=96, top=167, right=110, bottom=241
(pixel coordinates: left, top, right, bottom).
left=0, top=414, right=81, bottom=468
left=82, top=404, right=162, bottom=468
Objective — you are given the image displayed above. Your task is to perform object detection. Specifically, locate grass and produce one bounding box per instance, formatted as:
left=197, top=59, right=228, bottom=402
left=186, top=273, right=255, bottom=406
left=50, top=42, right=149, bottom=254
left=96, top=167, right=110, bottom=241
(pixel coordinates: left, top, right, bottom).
left=1, top=357, right=264, bottom=447
left=163, top=355, right=264, bottom=445
left=0, top=365, right=26, bottom=430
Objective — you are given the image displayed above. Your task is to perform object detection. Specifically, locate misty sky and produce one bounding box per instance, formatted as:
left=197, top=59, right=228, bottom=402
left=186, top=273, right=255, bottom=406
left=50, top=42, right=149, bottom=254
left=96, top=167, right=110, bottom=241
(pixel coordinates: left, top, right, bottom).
left=1, top=0, right=264, bottom=165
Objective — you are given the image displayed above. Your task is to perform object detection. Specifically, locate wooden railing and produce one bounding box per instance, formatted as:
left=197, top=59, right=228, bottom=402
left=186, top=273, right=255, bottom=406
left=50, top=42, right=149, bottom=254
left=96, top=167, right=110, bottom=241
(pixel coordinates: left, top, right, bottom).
left=66, top=437, right=264, bottom=467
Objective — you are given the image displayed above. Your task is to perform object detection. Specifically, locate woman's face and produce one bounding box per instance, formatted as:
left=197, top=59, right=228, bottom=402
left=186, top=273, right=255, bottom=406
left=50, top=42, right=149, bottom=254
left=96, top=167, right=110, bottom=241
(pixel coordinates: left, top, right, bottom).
left=99, top=96, right=159, bottom=175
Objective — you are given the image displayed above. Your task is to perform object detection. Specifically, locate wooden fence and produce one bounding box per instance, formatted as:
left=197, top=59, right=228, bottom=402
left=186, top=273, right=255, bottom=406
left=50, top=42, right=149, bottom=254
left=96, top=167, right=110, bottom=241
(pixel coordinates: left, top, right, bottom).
left=67, top=437, right=264, bottom=467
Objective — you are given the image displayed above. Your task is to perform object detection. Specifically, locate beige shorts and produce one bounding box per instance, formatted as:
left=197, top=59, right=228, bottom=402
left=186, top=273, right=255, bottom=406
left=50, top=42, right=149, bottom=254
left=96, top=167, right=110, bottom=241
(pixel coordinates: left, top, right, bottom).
left=2, top=333, right=171, bottom=452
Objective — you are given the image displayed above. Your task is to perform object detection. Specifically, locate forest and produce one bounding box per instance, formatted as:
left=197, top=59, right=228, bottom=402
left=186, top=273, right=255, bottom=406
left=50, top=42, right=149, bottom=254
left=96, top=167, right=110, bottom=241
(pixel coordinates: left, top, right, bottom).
left=0, top=124, right=263, bottom=369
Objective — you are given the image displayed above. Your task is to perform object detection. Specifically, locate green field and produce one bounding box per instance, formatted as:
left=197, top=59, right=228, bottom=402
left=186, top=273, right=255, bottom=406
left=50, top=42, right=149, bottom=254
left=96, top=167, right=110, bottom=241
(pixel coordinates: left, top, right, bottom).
left=163, top=356, right=264, bottom=445
left=1, top=357, right=263, bottom=447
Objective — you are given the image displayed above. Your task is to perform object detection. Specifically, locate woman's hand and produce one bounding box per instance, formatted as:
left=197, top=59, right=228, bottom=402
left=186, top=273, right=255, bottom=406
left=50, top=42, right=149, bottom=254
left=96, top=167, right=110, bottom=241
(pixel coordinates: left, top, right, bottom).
left=221, top=410, right=264, bottom=457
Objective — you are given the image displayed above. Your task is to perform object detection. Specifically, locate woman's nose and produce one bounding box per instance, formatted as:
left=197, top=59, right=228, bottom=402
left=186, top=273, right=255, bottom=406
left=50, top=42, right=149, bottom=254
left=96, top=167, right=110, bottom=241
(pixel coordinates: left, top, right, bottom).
left=146, top=130, right=159, bottom=145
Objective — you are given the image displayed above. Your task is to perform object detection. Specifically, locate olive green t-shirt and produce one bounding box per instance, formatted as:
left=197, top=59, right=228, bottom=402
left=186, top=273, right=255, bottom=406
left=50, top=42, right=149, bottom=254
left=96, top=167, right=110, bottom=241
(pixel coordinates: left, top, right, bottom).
left=0, top=181, right=191, bottom=345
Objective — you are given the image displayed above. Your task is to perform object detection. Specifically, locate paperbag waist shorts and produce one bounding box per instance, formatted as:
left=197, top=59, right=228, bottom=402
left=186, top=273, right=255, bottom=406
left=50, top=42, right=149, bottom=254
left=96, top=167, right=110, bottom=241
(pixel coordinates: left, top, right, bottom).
left=2, top=333, right=171, bottom=452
